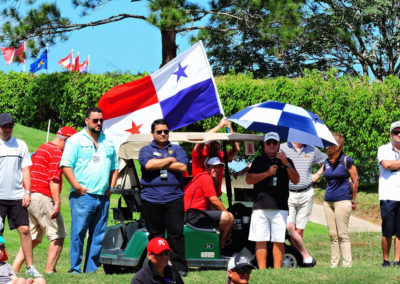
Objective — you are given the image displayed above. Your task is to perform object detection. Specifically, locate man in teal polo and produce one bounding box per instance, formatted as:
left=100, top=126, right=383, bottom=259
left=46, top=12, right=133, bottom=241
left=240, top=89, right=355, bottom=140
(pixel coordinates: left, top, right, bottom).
left=60, top=107, right=118, bottom=273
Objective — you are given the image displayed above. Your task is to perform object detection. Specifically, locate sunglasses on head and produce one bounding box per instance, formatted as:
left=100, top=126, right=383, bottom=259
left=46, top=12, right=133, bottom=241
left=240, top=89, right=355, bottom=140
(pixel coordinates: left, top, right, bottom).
left=392, top=131, right=400, bottom=136
left=151, top=251, right=171, bottom=256
left=265, top=140, right=278, bottom=146
left=91, top=118, right=103, bottom=123
left=156, top=130, right=169, bottom=135
left=234, top=267, right=252, bottom=274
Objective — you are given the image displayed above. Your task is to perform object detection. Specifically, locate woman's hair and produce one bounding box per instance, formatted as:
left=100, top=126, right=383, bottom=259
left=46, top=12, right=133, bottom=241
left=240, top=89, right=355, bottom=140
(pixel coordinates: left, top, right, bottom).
left=327, top=132, right=344, bottom=165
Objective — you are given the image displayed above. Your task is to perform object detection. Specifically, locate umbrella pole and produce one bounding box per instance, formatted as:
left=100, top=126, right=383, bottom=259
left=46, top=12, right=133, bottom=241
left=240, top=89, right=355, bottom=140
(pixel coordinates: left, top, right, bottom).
left=222, top=141, right=232, bottom=208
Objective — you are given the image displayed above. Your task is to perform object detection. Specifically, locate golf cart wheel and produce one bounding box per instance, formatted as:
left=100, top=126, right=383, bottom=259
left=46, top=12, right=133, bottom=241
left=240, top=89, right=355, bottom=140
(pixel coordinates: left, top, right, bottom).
left=103, top=264, right=122, bottom=274
left=282, top=246, right=302, bottom=268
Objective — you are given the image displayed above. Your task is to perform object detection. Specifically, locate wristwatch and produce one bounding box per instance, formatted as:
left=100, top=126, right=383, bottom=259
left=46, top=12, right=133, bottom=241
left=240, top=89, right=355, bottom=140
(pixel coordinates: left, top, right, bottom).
left=25, top=190, right=31, bottom=195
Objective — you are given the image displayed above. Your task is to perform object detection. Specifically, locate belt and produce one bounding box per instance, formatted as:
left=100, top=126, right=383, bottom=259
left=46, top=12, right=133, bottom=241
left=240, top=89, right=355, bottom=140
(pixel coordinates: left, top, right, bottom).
left=289, top=185, right=312, bottom=193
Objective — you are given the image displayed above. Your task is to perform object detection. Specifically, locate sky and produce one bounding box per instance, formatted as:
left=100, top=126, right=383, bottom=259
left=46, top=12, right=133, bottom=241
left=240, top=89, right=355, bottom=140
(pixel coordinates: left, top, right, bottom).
left=1, top=0, right=196, bottom=74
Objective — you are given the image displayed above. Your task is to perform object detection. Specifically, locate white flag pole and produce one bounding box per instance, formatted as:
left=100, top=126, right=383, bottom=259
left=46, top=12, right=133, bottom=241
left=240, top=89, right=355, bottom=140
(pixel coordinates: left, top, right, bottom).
left=46, top=119, right=51, bottom=142
left=70, top=49, right=74, bottom=71
left=46, top=43, right=49, bottom=74
left=88, top=55, right=90, bottom=73
left=23, top=41, right=26, bottom=73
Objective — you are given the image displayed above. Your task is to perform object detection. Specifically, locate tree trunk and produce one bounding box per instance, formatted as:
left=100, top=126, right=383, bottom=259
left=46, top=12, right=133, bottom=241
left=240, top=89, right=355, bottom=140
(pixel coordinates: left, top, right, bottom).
left=160, top=30, right=177, bottom=68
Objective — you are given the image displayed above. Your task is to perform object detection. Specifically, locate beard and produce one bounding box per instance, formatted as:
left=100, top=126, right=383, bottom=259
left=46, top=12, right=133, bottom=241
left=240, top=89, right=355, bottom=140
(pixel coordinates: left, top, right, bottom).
left=88, top=125, right=101, bottom=134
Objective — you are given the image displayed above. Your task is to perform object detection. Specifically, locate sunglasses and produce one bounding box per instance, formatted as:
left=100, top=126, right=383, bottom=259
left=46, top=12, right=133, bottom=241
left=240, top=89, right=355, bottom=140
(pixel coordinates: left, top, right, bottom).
left=0, top=246, right=5, bottom=251
left=234, top=268, right=252, bottom=274
left=265, top=140, right=278, bottom=146
left=151, top=251, right=171, bottom=256
left=156, top=130, right=169, bottom=135
left=91, top=119, right=104, bottom=124
left=392, top=131, right=400, bottom=136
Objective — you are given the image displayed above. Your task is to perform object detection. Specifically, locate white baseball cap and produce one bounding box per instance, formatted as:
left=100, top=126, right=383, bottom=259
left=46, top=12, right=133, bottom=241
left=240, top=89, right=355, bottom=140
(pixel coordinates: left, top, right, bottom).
left=264, top=132, right=280, bottom=142
left=227, top=255, right=253, bottom=270
left=390, top=121, right=400, bottom=133
left=204, top=156, right=224, bottom=167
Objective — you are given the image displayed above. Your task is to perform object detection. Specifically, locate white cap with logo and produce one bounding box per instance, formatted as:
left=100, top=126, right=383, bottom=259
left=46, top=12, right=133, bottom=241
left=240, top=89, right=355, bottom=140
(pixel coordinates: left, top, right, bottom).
left=390, top=121, right=400, bottom=133
left=264, top=132, right=280, bottom=142
left=204, top=156, right=224, bottom=167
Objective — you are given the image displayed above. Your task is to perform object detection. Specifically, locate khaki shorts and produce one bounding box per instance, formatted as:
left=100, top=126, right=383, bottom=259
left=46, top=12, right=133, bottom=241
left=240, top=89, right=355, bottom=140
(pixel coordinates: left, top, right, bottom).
left=287, top=187, right=314, bottom=230
left=28, top=193, right=66, bottom=241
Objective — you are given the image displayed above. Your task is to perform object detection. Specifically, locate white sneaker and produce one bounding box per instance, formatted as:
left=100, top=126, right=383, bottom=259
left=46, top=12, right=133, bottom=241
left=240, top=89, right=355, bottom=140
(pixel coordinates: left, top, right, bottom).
left=26, top=265, right=43, bottom=277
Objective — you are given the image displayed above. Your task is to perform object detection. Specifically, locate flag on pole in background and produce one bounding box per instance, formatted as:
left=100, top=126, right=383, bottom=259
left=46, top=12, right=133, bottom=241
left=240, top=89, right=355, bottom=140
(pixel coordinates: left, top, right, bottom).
left=78, top=58, right=89, bottom=73
left=73, top=54, right=79, bottom=71
left=1, top=42, right=25, bottom=65
left=98, top=41, right=224, bottom=148
left=29, top=49, right=48, bottom=73
left=58, top=52, right=73, bottom=70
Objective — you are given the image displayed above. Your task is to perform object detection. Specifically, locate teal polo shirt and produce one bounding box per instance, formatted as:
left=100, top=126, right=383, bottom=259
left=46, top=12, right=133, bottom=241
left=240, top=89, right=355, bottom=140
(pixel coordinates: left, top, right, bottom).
left=60, top=129, right=118, bottom=195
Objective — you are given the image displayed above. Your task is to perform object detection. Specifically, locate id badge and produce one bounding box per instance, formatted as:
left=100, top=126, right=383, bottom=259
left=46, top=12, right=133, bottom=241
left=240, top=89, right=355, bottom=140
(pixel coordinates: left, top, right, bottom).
left=93, top=152, right=100, bottom=163
left=160, top=169, right=168, bottom=180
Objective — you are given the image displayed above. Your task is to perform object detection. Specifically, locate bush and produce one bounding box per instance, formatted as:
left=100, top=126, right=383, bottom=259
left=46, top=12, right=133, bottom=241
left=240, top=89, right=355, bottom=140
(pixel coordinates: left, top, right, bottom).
left=0, top=69, right=398, bottom=186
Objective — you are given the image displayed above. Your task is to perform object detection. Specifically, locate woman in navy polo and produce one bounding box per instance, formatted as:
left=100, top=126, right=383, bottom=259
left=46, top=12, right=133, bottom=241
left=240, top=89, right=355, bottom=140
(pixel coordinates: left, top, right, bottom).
left=320, top=132, right=358, bottom=268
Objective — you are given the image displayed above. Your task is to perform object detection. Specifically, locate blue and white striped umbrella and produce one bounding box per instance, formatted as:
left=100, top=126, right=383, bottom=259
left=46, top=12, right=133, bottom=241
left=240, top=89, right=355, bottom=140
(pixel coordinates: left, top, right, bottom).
left=228, top=101, right=337, bottom=147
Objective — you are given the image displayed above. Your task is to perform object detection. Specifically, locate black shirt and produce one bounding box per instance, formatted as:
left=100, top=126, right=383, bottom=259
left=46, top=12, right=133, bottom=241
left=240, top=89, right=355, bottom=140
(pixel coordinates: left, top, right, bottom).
left=131, top=262, right=184, bottom=284
left=248, top=155, right=295, bottom=210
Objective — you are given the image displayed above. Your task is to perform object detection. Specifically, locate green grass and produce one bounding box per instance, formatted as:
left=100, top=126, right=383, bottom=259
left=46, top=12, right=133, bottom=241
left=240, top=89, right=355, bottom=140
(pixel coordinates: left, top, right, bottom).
left=5, top=124, right=394, bottom=283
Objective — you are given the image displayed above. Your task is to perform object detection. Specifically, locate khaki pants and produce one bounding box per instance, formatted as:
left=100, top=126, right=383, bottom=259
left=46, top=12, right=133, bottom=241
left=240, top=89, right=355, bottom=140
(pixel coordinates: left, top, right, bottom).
left=324, top=200, right=352, bottom=268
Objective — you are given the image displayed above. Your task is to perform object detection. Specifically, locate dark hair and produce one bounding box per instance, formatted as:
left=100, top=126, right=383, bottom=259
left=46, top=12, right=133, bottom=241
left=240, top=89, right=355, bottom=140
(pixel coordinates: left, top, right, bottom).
left=151, top=119, right=169, bottom=132
left=86, top=107, right=103, bottom=118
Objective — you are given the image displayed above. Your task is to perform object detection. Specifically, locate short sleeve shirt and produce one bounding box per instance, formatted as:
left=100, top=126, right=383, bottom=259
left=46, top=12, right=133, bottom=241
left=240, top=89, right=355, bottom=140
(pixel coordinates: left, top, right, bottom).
left=280, top=142, right=327, bottom=190
left=0, top=262, right=15, bottom=284
left=377, top=142, right=400, bottom=201
left=323, top=154, right=353, bottom=202
left=31, top=142, right=63, bottom=198
left=249, top=155, right=295, bottom=210
left=0, top=137, right=32, bottom=200
left=60, top=129, right=118, bottom=195
left=139, top=141, right=188, bottom=204
left=184, top=172, right=217, bottom=211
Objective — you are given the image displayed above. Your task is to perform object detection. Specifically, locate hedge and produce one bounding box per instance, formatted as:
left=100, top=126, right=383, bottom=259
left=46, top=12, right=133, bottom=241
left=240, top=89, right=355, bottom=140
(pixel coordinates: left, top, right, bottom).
left=1, top=69, right=399, bottom=186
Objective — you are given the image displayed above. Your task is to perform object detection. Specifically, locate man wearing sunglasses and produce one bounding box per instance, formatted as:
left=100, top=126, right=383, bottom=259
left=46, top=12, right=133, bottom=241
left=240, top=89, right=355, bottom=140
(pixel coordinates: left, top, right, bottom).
left=0, top=113, right=43, bottom=277
left=184, top=157, right=234, bottom=249
left=246, top=132, right=299, bottom=269
left=61, top=107, right=118, bottom=273
left=139, top=119, right=188, bottom=276
left=378, top=121, right=400, bottom=267
left=131, top=237, right=184, bottom=284
left=226, top=255, right=253, bottom=284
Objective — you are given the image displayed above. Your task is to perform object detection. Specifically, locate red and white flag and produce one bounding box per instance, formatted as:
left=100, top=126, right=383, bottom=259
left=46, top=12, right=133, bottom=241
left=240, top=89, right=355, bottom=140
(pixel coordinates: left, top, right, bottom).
left=1, top=42, right=25, bottom=65
left=73, top=54, right=79, bottom=71
left=58, top=52, right=73, bottom=70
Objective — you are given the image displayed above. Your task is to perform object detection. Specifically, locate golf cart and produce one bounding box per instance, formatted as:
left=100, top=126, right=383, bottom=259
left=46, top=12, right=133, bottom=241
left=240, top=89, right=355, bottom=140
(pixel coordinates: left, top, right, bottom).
left=99, top=132, right=302, bottom=274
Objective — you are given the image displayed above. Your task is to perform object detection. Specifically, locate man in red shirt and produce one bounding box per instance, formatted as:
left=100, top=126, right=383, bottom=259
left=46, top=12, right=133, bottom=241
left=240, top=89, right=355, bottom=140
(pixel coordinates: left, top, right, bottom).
left=191, top=117, right=239, bottom=196
left=13, top=126, right=77, bottom=274
left=184, top=157, right=234, bottom=249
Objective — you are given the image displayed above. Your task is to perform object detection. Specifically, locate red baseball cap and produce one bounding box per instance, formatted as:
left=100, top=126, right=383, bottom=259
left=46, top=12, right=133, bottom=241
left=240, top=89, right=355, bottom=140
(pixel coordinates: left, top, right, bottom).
left=147, top=237, right=172, bottom=255
left=57, top=126, right=77, bottom=138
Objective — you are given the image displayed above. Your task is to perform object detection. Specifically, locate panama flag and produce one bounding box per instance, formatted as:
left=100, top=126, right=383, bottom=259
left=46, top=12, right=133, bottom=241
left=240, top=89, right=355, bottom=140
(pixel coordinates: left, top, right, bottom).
left=1, top=42, right=25, bottom=65
left=58, top=52, right=73, bottom=70
left=98, top=41, right=223, bottom=148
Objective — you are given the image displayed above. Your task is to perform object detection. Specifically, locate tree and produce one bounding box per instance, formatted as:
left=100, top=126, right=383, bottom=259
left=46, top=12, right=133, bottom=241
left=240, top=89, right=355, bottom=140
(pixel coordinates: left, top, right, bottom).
left=0, top=0, right=302, bottom=67
left=297, top=0, right=400, bottom=80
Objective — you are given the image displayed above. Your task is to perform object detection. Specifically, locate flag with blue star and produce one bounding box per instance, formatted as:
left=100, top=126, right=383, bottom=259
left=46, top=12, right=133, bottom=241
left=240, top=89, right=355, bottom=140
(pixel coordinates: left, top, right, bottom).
left=30, top=50, right=48, bottom=73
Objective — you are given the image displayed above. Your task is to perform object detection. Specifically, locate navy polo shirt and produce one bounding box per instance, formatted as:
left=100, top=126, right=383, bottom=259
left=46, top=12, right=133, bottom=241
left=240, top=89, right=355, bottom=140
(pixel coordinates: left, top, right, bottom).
left=323, top=154, right=353, bottom=202
left=139, top=141, right=188, bottom=204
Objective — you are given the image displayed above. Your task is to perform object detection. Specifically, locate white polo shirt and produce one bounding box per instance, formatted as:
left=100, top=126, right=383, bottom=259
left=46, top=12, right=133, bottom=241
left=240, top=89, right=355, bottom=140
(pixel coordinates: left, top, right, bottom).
left=0, top=137, right=32, bottom=200
left=377, top=142, right=400, bottom=201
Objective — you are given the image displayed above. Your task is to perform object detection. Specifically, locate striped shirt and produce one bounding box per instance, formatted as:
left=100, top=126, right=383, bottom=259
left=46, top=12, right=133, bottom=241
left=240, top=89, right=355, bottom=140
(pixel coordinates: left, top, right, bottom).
left=0, top=137, right=32, bottom=200
left=31, top=142, right=63, bottom=198
left=280, top=142, right=327, bottom=190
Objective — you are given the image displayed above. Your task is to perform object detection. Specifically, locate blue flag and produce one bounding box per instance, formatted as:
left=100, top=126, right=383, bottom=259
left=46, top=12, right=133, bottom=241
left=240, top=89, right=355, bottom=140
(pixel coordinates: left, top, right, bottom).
left=30, top=50, right=47, bottom=73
